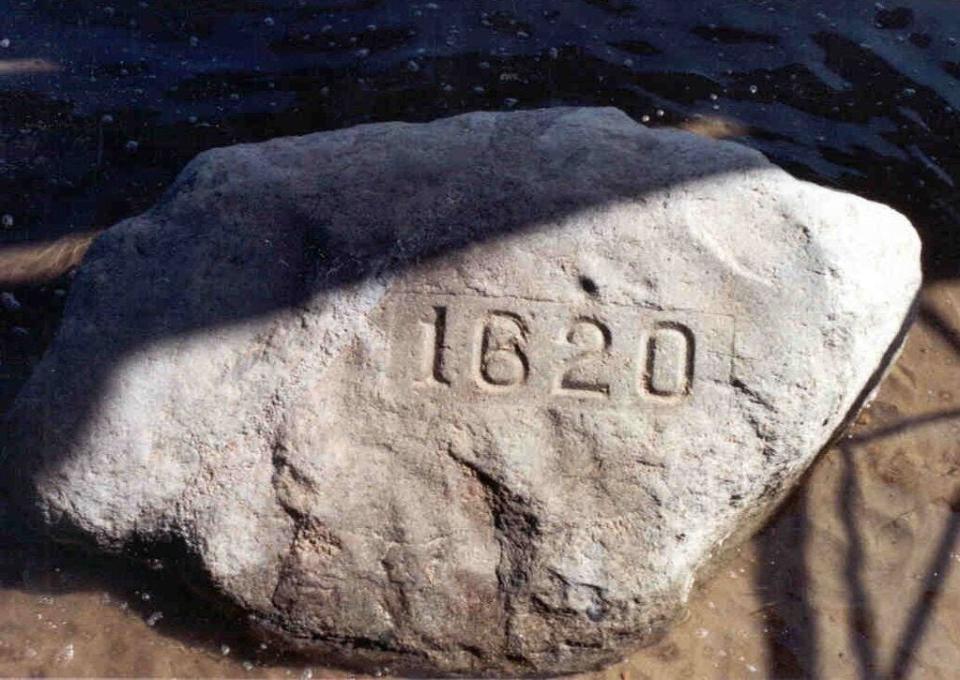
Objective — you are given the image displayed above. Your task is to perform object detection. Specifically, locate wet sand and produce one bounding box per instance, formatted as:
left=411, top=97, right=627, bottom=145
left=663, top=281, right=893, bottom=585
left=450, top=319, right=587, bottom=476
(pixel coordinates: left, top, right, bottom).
left=0, top=284, right=957, bottom=679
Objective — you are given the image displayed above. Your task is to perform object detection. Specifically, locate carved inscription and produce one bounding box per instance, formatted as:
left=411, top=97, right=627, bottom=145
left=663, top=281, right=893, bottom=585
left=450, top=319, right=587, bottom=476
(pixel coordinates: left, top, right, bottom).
left=558, top=318, right=612, bottom=398
left=391, top=294, right=734, bottom=409
left=416, top=306, right=451, bottom=387
left=477, top=312, right=529, bottom=390
left=643, top=323, right=694, bottom=398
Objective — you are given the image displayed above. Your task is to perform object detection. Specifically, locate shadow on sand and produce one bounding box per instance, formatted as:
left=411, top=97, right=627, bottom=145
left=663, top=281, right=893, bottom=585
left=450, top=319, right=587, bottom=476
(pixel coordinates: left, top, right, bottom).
left=753, top=301, right=960, bottom=679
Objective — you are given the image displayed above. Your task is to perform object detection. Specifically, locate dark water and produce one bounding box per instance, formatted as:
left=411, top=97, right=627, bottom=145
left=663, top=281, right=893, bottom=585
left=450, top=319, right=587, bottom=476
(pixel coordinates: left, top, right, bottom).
left=1, top=0, right=959, bottom=675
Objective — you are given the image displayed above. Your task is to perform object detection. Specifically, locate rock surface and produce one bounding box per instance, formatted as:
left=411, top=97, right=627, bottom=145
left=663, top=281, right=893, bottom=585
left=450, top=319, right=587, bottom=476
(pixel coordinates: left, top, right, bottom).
left=3, top=108, right=921, bottom=676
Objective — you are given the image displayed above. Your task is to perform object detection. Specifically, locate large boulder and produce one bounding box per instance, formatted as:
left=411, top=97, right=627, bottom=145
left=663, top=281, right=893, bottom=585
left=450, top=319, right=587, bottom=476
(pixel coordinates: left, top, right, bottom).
left=2, top=108, right=920, bottom=675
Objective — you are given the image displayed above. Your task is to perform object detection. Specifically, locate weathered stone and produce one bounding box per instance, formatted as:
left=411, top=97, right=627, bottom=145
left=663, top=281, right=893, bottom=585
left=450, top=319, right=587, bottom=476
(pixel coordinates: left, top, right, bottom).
left=2, top=108, right=920, bottom=675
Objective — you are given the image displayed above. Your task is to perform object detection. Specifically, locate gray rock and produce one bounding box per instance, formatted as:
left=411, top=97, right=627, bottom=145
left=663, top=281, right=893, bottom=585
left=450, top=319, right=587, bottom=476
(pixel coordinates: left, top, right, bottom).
left=2, top=108, right=920, bottom=675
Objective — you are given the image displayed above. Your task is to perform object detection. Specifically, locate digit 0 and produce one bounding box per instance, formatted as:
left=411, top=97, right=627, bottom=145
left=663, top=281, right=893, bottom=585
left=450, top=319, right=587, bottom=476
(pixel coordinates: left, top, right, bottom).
left=641, top=322, right=694, bottom=399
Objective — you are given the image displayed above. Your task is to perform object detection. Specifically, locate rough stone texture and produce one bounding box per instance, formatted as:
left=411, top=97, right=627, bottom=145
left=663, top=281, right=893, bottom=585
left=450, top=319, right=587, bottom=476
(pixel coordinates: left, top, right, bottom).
left=2, top=108, right=920, bottom=676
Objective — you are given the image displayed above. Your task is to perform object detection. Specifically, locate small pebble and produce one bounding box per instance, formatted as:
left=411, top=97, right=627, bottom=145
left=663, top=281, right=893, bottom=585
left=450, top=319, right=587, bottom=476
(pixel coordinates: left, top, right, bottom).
left=0, top=38, right=10, bottom=49
left=146, top=611, right=163, bottom=627
left=125, top=140, right=139, bottom=153
left=221, top=644, right=231, bottom=656
left=1, top=214, right=14, bottom=228
left=55, top=643, right=74, bottom=665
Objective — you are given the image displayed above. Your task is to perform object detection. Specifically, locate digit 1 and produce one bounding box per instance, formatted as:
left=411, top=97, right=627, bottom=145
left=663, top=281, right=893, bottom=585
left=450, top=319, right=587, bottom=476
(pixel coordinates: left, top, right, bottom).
left=418, top=306, right=451, bottom=387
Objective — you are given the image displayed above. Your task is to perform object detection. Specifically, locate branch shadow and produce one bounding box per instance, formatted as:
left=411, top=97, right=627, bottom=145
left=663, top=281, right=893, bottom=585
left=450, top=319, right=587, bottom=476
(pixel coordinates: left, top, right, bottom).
left=752, top=482, right=818, bottom=678
left=754, top=300, right=960, bottom=680
left=887, top=487, right=960, bottom=680
left=884, top=302, right=960, bottom=680
left=838, top=441, right=879, bottom=680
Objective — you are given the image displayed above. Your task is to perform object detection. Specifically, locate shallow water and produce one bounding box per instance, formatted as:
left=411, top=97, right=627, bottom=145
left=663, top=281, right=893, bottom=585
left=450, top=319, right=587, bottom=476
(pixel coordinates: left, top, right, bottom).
left=1, top=1, right=959, bottom=677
